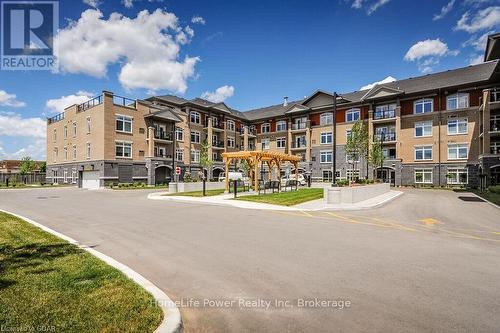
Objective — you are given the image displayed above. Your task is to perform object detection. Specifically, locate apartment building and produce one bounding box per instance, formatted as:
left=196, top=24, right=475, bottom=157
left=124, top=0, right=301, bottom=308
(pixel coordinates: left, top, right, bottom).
left=46, top=33, right=500, bottom=189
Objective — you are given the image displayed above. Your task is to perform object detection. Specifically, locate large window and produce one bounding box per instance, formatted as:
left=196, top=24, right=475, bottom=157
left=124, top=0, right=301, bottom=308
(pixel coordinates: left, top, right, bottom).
left=190, top=111, right=200, bottom=124
left=320, top=113, right=333, bottom=125
left=261, top=138, right=270, bottom=150
left=415, top=146, right=433, bottom=160
left=73, top=145, right=77, bottom=160
left=191, top=131, right=200, bottom=143
left=276, top=120, right=287, bottom=132
left=320, top=151, right=332, bottom=163
left=53, top=129, right=57, bottom=142
left=191, top=150, right=200, bottom=163
left=64, top=125, right=67, bottom=139
left=375, top=104, right=396, bottom=119
left=73, top=122, right=77, bottom=137
left=276, top=137, right=286, bottom=148
left=86, top=143, right=91, bottom=159
left=53, top=148, right=58, bottom=162
left=320, top=132, right=332, bottom=144
left=447, top=118, right=468, bottom=135
left=116, top=115, right=132, bottom=133
left=447, top=93, right=469, bottom=110
left=414, top=99, right=433, bottom=114
left=86, top=116, right=91, bottom=133
left=64, top=147, right=68, bottom=160
left=175, top=148, right=184, bottom=161
left=227, top=137, right=235, bottom=148
left=227, top=120, right=235, bottom=131
left=415, top=121, right=433, bottom=137
left=175, top=127, right=184, bottom=141
left=115, top=141, right=132, bottom=158
left=346, top=169, right=360, bottom=181
left=447, top=168, right=468, bottom=185
left=261, top=123, right=270, bottom=133
left=415, top=169, right=432, bottom=184
left=448, top=144, right=468, bottom=160
left=346, top=109, right=360, bottom=122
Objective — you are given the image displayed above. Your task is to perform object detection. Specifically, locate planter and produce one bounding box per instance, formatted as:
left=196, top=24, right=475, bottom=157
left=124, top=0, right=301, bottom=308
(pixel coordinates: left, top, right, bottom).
left=324, top=183, right=390, bottom=204
left=169, top=181, right=225, bottom=193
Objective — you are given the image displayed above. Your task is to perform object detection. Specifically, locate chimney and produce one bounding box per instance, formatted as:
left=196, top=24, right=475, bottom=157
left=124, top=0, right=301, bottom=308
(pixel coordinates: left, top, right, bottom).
left=283, top=96, right=288, bottom=107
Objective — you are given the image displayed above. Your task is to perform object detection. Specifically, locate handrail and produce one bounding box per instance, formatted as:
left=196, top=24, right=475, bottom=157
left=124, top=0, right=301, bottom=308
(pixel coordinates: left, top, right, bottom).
left=373, top=110, right=396, bottom=120
left=113, top=95, right=136, bottom=108
left=47, top=112, right=65, bottom=124
left=77, top=95, right=103, bottom=113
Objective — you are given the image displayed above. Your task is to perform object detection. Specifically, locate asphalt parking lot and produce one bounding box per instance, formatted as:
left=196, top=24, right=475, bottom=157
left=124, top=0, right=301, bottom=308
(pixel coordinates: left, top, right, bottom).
left=1, top=187, right=499, bottom=332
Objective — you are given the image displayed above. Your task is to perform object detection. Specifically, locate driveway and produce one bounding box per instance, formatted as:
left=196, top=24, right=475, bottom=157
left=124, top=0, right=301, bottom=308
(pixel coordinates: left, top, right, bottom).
left=1, top=187, right=499, bottom=332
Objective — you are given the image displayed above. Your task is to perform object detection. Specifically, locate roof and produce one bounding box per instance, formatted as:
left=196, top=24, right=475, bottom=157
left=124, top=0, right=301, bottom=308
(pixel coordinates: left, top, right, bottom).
left=485, top=32, right=500, bottom=62
left=148, top=60, right=499, bottom=121
left=144, top=105, right=183, bottom=122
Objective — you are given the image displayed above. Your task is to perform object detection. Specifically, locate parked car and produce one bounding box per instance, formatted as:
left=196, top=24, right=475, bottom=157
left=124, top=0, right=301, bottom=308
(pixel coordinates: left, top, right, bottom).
left=281, top=173, right=307, bottom=186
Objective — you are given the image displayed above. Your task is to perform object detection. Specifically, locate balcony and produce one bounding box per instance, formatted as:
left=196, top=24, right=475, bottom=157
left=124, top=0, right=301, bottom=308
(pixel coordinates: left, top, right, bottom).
left=373, top=110, right=396, bottom=120
left=154, top=132, right=173, bottom=142
left=155, top=153, right=172, bottom=159
left=491, top=89, right=500, bottom=103
left=374, top=133, right=396, bottom=142
left=240, top=127, right=256, bottom=136
left=212, top=140, right=225, bottom=149
left=491, top=119, right=500, bottom=133
left=491, top=144, right=500, bottom=155
left=77, top=95, right=103, bottom=113
left=113, top=95, right=136, bottom=109
left=47, top=112, right=65, bottom=124
left=291, top=123, right=307, bottom=131
left=291, top=142, right=307, bottom=149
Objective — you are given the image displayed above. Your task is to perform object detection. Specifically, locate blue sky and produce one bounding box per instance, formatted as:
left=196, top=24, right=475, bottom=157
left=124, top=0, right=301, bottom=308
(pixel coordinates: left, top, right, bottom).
left=0, top=0, right=499, bottom=160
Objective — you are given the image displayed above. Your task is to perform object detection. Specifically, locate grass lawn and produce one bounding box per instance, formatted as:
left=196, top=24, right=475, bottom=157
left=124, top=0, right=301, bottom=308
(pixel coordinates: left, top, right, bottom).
left=167, top=188, right=226, bottom=197
left=235, top=188, right=324, bottom=206
left=471, top=190, right=500, bottom=206
left=0, top=212, right=162, bottom=333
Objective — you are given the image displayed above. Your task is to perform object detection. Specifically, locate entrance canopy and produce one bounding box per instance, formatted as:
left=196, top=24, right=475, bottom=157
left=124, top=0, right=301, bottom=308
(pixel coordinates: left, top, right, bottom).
left=222, top=151, right=302, bottom=192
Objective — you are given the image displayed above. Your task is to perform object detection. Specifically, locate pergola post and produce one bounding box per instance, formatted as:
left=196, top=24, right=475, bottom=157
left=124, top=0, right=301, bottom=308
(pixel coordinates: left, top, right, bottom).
left=254, top=160, right=259, bottom=192
left=294, top=161, right=299, bottom=190
left=224, top=158, right=230, bottom=192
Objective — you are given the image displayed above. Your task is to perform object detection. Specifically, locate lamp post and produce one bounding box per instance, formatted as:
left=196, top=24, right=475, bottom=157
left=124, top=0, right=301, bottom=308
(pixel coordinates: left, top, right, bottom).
left=172, top=124, right=176, bottom=183
left=332, top=92, right=338, bottom=187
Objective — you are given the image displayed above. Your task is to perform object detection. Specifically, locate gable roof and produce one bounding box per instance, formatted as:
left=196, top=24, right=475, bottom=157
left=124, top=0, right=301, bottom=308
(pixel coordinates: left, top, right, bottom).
left=360, top=85, right=405, bottom=101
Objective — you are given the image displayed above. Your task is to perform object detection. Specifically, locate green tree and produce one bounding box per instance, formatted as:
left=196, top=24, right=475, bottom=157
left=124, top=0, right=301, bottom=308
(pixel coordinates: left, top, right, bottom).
left=345, top=120, right=368, bottom=183
left=199, top=139, right=213, bottom=179
left=39, top=161, right=46, bottom=173
left=369, top=136, right=385, bottom=180
left=19, top=156, right=37, bottom=175
left=239, top=159, right=251, bottom=177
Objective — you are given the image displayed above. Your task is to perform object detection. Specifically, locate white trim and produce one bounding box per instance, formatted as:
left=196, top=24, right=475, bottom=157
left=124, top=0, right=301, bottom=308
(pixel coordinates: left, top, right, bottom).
left=414, top=120, right=433, bottom=138
left=261, top=123, right=270, bottom=133
left=447, top=117, right=468, bottom=136
left=276, top=120, right=287, bottom=132
left=345, top=108, right=360, bottom=122
left=414, top=145, right=433, bottom=161
left=413, top=98, right=433, bottom=114
left=319, top=150, right=332, bottom=164
left=447, top=143, right=469, bottom=160
left=414, top=168, right=433, bottom=184
left=0, top=209, right=182, bottom=333
left=115, top=114, right=133, bottom=134
left=320, top=131, right=333, bottom=144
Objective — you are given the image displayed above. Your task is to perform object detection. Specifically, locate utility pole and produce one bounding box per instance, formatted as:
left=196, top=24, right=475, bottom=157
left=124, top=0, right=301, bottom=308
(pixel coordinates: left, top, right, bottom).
left=332, top=92, right=337, bottom=186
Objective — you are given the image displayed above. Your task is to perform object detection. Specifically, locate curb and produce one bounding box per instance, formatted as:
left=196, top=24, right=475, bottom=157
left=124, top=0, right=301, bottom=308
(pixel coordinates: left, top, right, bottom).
left=0, top=208, right=183, bottom=333
left=470, top=192, right=500, bottom=210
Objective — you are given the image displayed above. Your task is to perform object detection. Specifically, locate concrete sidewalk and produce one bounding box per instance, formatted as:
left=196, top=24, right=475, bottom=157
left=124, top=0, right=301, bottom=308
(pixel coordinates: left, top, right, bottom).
left=148, top=190, right=403, bottom=211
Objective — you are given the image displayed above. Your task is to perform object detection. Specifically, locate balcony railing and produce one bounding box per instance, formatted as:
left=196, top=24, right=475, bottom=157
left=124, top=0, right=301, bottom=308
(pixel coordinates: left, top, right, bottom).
left=491, top=89, right=500, bottom=103
left=77, top=95, right=103, bottom=113
left=490, top=143, right=500, bottom=154
left=155, top=132, right=173, bottom=141
left=291, top=123, right=307, bottom=130
left=155, top=153, right=172, bottom=159
left=491, top=119, right=500, bottom=132
left=47, top=112, right=65, bottom=124
left=291, top=142, right=307, bottom=149
left=374, top=133, right=396, bottom=142
left=240, top=127, right=257, bottom=136
left=212, top=140, right=225, bottom=148
left=373, top=110, right=396, bottom=120
left=113, top=95, right=136, bottom=108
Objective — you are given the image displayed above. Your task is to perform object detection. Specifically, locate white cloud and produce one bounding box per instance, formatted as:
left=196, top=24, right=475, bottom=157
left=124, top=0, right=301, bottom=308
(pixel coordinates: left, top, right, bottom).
left=469, top=54, right=484, bottom=65
left=0, top=139, right=46, bottom=160
left=360, top=76, right=397, bottom=90
left=0, top=113, right=46, bottom=139
left=404, top=39, right=459, bottom=73
left=463, top=30, right=494, bottom=50
left=45, top=91, right=94, bottom=114
left=352, top=0, right=363, bottom=9
left=455, top=6, right=500, bottom=33
left=367, top=0, right=391, bottom=15
left=55, top=9, right=200, bottom=93
left=0, top=90, right=26, bottom=107
left=191, top=16, right=206, bottom=25
left=83, top=0, right=100, bottom=8
left=433, top=0, right=455, bottom=21
left=201, top=85, right=235, bottom=103
left=123, top=0, right=134, bottom=8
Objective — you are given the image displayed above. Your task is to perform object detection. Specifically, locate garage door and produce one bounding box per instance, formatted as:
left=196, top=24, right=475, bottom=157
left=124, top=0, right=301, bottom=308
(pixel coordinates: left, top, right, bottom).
left=82, top=171, right=100, bottom=189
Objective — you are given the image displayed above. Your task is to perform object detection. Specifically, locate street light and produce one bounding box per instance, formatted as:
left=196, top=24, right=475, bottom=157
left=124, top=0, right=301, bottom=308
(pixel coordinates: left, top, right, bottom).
left=332, top=92, right=337, bottom=187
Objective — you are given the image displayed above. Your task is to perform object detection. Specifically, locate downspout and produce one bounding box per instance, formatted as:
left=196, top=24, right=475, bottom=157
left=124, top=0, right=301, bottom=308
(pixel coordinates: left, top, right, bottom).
left=438, top=89, right=442, bottom=186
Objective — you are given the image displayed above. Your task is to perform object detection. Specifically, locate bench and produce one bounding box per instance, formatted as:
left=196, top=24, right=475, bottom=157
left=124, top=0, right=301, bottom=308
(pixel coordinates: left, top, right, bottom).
left=259, top=180, right=280, bottom=194
left=229, top=180, right=250, bottom=193
left=282, top=179, right=298, bottom=192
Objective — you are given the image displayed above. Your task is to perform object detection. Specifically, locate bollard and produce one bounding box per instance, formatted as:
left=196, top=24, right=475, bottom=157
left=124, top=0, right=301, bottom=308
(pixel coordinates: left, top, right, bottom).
left=233, top=180, right=237, bottom=198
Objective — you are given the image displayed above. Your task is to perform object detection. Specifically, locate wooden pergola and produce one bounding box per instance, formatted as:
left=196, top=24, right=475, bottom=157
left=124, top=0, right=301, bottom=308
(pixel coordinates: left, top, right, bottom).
left=222, top=151, right=302, bottom=192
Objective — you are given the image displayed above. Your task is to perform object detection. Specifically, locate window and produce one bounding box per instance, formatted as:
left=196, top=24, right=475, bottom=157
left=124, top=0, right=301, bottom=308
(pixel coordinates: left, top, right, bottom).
left=346, top=153, right=360, bottom=163
left=447, top=168, right=468, bottom=185
left=261, top=123, right=270, bottom=133
left=86, top=143, right=91, bottom=159
left=212, top=152, right=218, bottom=161
left=115, top=141, right=132, bottom=158
left=73, top=145, right=77, bottom=160
left=276, top=137, right=286, bottom=148
left=53, top=148, right=58, bottom=162
left=191, top=149, right=200, bottom=163
left=346, top=109, right=360, bottom=122
left=448, top=144, right=468, bottom=160
left=346, top=169, right=360, bottom=181
left=227, top=120, right=235, bottom=131
left=320, top=113, right=333, bottom=125
left=53, top=129, right=57, bottom=142
left=63, top=169, right=68, bottom=183
left=174, top=127, right=184, bottom=141
left=415, top=146, right=433, bottom=160
left=415, top=121, right=433, bottom=137
left=415, top=169, right=433, bottom=184
left=73, top=122, right=77, bottom=137
left=190, top=111, right=200, bottom=124
left=71, top=169, right=77, bottom=184
left=276, top=121, right=287, bottom=132
left=262, top=138, right=270, bottom=150
left=64, top=147, right=68, bottom=160
left=64, top=126, right=67, bottom=139
left=116, top=115, right=132, bottom=133
left=447, top=118, right=468, bottom=135
left=175, top=148, right=184, bottom=161
left=346, top=129, right=352, bottom=140
left=227, top=137, right=235, bottom=148
left=414, top=99, right=433, bottom=114
left=191, top=131, right=200, bottom=143
left=447, top=93, right=469, bottom=110
left=374, top=104, right=396, bottom=119
left=320, top=132, right=332, bottom=144
left=86, top=117, right=91, bottom=133
left=491, top=142, right=500, bottom=154
left=320, top=151, right=332, bottom=163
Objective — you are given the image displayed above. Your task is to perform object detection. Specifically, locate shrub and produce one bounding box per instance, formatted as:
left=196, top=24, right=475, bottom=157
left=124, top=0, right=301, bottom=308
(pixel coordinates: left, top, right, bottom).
left=336, top=179, right=349, bottom=187
left=489, top=185, right=500, bottom=194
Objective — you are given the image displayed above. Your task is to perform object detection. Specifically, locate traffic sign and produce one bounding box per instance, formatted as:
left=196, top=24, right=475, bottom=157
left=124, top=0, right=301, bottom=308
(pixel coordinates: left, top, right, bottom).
left=175, top=166, right=181, bottom=175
